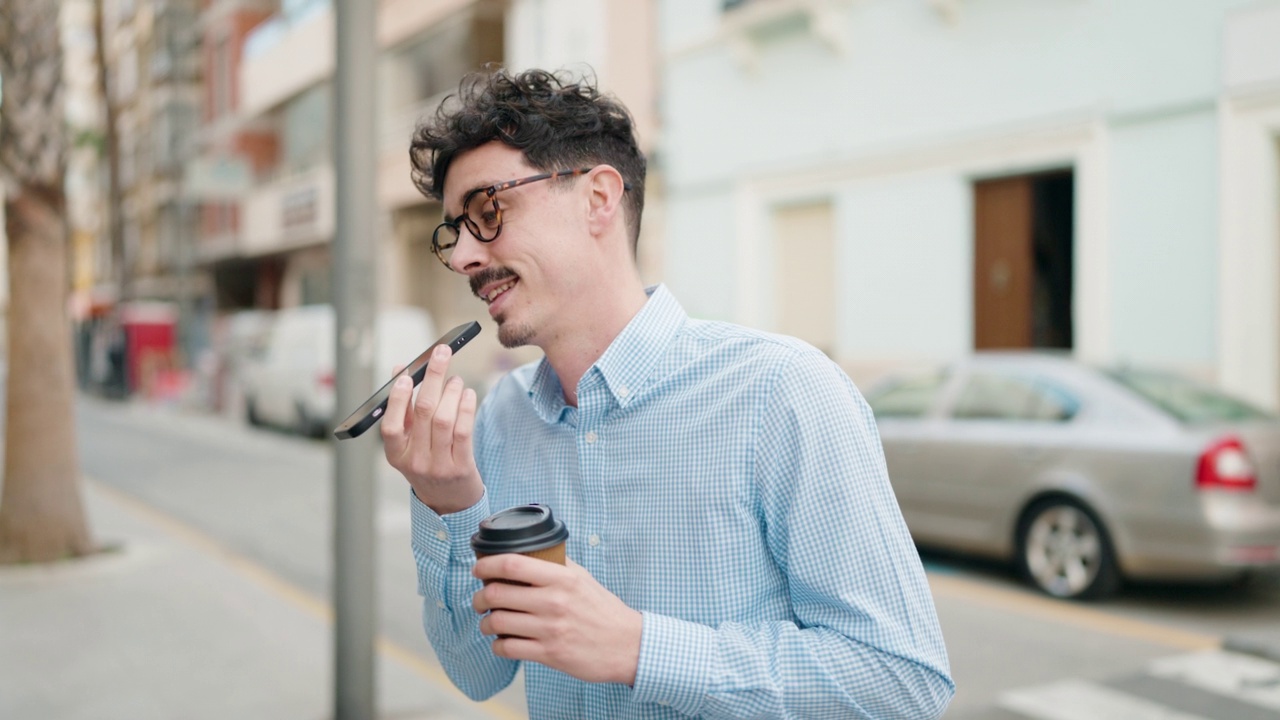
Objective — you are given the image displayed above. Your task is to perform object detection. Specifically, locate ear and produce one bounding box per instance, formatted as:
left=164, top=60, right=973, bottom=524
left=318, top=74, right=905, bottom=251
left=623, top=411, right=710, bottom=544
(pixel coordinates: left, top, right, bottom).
left=584, top=165, right=626, bottom=238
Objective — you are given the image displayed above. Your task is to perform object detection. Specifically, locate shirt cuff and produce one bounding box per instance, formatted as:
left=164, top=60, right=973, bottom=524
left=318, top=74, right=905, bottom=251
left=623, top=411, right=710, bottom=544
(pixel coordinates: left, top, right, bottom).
left=409, top=488, right=490, bottom=568
left=631, top=611, right=716, bottom=717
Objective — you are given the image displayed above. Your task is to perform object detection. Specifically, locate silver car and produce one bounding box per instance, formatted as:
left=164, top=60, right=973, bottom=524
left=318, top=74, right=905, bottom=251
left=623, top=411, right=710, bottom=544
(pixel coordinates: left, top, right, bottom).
left=865, top=353, right=1280, bottom=600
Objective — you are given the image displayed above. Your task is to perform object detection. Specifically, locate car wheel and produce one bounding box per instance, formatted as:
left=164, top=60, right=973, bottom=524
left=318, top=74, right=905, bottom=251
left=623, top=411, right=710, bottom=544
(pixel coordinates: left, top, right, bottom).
left=293, top=402, right=314, bottom=437
left=1016, top=497, right=1121, bottom=600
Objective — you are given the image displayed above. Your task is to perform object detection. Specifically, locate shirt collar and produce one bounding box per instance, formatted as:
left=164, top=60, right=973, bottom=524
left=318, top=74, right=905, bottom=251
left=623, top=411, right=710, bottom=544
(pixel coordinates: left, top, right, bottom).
left=528, top=284, right=687, bottom=423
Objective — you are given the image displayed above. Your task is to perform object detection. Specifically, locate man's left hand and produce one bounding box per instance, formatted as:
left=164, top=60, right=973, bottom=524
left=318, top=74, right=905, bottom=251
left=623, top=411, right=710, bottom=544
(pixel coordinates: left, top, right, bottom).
left=472, top=555, right=642, bottom=686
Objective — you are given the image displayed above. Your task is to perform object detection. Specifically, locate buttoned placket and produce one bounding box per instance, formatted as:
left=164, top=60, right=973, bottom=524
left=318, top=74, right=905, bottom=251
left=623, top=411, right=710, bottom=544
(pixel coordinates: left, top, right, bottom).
left=573, top=371, right=614, bottom=586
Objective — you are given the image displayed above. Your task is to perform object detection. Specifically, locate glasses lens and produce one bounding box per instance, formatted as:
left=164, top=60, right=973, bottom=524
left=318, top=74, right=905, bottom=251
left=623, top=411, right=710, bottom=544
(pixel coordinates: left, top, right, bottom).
left=465, top=195, right=502, bottom=242
left=433, top=224, right=460, bottom=268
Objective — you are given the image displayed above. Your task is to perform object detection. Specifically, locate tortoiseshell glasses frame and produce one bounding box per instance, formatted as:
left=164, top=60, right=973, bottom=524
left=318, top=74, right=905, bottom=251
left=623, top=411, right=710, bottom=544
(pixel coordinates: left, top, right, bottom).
left=430, top=167, right=595, bottom=270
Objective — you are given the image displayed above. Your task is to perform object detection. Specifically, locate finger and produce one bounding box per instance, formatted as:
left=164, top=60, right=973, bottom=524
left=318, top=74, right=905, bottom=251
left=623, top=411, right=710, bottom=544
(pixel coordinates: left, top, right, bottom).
left=380, top=375, right=414, bottom=452
left=490, top=635, right=543, bottom=662
left=481, top=608, right=542, bottom=640
left=431, top=376, right=465, bottom=453
left=473, top=553, right=565, bottom=588
left=473, top=580, right=537, bottom=614
left=410, top=345, right=453, bottom=444
left=452, top=387, right=477, bottom=465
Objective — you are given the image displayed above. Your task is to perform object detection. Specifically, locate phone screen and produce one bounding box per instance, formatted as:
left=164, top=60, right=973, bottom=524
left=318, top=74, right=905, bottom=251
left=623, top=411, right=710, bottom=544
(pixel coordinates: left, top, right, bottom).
left=332, top=320, right=482, bottom=440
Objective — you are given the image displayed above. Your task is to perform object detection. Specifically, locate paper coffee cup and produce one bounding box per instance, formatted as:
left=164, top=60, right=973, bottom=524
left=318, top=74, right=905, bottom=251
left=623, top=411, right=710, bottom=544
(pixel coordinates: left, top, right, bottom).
left=471, top=504, right=569, bottom=577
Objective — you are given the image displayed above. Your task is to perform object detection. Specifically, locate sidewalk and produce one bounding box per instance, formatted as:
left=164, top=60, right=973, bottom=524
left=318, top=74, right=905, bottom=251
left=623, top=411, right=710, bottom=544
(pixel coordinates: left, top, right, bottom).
left=0, top=478, right=519, bottom=720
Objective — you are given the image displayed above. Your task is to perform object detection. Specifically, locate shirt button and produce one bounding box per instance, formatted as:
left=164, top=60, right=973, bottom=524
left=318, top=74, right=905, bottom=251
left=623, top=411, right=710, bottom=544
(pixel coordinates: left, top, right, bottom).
left=618, top=385, right=630, bottom=398
left=588, top=534, right=601, bottom=547
left=585, top=431, right=598, bottom=444
left=435, top=530, right=447, bottom=541
left=435, top=600, right=446, bottom=609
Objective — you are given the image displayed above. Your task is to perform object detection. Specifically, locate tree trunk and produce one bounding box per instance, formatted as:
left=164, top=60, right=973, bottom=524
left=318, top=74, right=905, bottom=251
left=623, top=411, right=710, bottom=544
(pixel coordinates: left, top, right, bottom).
left=0, top=186, right=93, bottom=563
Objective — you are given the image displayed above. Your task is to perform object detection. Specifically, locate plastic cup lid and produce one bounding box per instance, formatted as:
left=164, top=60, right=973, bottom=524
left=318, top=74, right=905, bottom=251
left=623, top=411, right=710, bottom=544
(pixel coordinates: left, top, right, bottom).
left=470, top=503, right=569, bottom=555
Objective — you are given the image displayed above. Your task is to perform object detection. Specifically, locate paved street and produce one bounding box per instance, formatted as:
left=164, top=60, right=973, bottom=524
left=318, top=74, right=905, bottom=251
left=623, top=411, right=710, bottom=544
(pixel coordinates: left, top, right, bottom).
left=4, top=394, right=1280, bottom=718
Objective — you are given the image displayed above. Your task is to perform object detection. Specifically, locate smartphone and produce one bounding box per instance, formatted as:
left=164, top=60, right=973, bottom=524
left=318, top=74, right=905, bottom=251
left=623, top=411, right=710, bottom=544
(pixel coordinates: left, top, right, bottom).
left=332, top=320, right=482, bottom=440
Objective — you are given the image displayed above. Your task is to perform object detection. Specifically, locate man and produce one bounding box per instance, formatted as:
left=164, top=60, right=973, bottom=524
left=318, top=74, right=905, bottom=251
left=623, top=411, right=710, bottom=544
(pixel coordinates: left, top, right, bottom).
left=382, top=68, right=954, bottom=719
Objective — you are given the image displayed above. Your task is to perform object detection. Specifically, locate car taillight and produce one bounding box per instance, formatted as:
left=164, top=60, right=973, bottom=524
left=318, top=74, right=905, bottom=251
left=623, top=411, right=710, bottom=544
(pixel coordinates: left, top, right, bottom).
left=1196, top=436, right=1257, bottom=491
left=317, top=371, right=335, bottom=388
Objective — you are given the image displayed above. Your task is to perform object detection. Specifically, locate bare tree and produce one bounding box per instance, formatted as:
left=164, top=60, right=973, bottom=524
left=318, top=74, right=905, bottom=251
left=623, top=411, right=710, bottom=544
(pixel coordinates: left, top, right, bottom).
left=0, top=0, right=94, bottom=562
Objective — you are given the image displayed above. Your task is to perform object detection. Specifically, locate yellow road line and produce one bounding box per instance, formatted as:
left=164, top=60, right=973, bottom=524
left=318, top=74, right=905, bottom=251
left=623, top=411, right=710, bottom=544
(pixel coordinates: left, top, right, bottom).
left=927, top=572, right=1222, bottom=651
left=88, top=477, right=523, bottom=720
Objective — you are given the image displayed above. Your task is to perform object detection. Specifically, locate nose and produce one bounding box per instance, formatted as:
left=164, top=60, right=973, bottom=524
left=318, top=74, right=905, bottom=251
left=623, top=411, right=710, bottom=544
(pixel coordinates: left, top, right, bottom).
left=447, top=224, right=490, bottom=273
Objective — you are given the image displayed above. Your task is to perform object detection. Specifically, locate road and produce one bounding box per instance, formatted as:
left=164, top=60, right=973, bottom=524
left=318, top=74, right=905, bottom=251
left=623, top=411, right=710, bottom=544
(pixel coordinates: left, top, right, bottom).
left=76, top=395, right=1280, bottom=719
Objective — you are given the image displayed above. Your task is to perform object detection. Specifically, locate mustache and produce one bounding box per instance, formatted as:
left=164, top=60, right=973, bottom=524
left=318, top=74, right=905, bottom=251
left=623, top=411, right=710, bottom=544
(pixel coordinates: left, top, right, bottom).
left=470, top=267, right=518, bottom=298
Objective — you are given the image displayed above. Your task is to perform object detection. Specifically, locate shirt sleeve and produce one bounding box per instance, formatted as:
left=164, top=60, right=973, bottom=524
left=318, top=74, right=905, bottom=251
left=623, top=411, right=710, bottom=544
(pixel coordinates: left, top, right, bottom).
left=630, top=348, right=955, bottom=719
left=410, top=488, right=521, bottom=700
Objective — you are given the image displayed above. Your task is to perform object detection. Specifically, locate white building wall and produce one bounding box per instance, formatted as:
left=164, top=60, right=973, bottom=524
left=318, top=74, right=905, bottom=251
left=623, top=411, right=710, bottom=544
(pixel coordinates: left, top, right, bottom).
left=837, top=174, right=971, bottom=368
left=1219, top=1, right=1280, bottom=408
left=1107, top=109, right=1218, bottom=371
left=507, top=0, right=607, bottom=78
left=660, top=0, right=1272, bottom=401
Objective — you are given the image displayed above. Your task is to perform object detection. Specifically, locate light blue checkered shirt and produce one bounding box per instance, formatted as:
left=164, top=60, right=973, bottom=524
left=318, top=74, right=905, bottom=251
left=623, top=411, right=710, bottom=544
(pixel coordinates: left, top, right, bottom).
left=410, top=285, right=954, bottom=719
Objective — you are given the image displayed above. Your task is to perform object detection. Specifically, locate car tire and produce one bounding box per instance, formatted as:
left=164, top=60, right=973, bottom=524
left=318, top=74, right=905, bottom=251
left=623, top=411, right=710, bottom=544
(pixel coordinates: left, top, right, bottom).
left=293, top=402, right=327, bottom=439
left=293, top=402, right=314, bottom=437
left=1016, top=497, right=1121, bottom=600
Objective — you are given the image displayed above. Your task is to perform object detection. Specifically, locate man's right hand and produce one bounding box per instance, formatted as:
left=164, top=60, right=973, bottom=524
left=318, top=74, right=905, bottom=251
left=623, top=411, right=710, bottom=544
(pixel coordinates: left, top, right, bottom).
left=381, top=344, right=484, bottom=515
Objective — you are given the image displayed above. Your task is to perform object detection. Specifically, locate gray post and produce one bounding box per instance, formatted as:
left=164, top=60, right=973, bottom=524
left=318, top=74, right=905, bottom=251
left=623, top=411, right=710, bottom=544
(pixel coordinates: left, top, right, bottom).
left=332, top=0, right=378, bottom=718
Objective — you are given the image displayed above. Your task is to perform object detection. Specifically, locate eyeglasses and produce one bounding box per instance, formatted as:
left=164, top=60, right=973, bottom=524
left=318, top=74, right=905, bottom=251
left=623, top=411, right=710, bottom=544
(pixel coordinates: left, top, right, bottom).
left=431, top=167, right=596, bottom=270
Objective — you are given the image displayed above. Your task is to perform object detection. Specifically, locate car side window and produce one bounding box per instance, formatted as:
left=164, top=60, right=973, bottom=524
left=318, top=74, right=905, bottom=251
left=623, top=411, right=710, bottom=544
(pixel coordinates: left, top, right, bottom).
left=952, top=373, right=1078, bottom=422
left=867, top=372, right=948, bottom=419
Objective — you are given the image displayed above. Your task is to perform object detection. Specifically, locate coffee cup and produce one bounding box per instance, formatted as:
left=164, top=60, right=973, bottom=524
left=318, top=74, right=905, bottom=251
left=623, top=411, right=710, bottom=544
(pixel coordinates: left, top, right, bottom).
left=470, top=504, right=569, bottom=583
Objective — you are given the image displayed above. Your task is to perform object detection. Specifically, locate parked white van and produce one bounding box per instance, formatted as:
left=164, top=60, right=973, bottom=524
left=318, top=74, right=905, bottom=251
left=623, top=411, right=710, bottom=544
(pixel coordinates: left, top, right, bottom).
left=241, top=305, right=436, bottom=437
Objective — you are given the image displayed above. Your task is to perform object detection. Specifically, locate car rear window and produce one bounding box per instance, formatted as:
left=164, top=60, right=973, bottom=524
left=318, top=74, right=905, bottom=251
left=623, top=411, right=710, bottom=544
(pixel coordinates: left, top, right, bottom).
left=866, top=372, right=948, bottom=418
left=951, top=373, right=1079, bottom=422
left=1106, top=369, right=1276, bottom=424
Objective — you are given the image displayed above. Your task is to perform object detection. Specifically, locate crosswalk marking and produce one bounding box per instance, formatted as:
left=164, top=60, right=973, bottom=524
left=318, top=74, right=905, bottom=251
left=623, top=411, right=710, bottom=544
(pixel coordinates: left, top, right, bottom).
left=994, top=650, right=1280, bottom=720
left=999, top=679, right=1211, bottom=720
left=1149, top=649, right=1280, bottom=711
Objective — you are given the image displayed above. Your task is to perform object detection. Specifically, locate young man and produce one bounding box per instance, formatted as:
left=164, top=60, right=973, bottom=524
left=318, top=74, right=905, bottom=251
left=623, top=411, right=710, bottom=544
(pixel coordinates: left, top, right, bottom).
left=382, top=68, right=954, bottom=719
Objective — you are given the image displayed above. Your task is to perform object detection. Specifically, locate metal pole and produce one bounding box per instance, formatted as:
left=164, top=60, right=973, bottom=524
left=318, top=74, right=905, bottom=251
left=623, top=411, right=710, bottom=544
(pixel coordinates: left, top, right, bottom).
left=333, top=0, right=377, bottom=718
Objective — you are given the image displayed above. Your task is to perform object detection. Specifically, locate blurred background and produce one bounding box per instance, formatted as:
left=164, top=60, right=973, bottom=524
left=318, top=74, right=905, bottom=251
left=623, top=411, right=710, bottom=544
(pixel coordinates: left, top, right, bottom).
left=23, top=0, right=1280, bottom=416
left=3, top=1, right=1280, bottom=719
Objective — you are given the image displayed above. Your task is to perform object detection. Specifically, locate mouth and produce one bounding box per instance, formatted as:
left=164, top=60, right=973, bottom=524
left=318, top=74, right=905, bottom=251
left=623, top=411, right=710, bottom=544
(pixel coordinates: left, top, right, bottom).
left=480, top=277, right=518, bottom=304
left=474, top=274, right=520, bottom=317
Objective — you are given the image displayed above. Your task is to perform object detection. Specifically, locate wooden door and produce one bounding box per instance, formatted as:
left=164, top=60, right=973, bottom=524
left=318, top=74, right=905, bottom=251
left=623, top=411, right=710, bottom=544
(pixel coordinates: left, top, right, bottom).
left=973, top=177, right=1033, bottom=349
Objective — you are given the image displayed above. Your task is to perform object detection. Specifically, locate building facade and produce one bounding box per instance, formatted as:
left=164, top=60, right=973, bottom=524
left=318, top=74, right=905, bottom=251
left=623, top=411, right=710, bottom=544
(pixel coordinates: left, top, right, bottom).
left=100, top=0, right=202, bottom=315
left=210, top=0, right=661, bottom=388
left=658, top=0, right=1280, bottom=409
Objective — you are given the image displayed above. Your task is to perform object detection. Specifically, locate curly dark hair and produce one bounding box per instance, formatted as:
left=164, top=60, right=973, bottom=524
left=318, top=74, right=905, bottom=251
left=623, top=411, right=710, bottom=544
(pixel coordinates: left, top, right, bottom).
left=409, top=68, right=647, bottom=253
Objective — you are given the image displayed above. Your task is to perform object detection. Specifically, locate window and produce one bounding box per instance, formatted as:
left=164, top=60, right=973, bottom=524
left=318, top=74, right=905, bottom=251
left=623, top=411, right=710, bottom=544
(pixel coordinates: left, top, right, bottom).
left=282, top=82, right=331, bottom=174
left=211, top=36, right=233, bottom=120
left=952, top=373, right=1078, bottom=422
left=1106, top=369, right=1275, bottom=424
left=867, top=372, right=948, bottom=419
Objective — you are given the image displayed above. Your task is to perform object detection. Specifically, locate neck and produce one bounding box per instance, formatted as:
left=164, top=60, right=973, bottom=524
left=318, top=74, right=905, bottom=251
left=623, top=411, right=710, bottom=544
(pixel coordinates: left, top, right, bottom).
left=542, top=275, right=649, bottom=407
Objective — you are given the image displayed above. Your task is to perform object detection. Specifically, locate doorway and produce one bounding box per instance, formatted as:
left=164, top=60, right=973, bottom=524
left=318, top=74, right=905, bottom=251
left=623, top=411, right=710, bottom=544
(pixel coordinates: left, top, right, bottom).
left=772, top=199, right=836, bottom=356
left=973, top=170, right=1074, bottom=350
